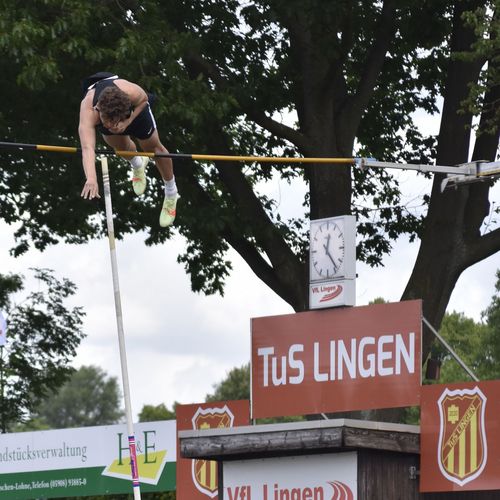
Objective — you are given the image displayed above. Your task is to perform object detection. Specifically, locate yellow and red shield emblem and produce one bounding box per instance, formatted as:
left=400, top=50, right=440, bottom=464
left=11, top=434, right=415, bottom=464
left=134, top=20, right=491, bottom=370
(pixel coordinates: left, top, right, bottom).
left=191, top=405, right=234, bottom=498
left=437, top=387, right=487, bottom=486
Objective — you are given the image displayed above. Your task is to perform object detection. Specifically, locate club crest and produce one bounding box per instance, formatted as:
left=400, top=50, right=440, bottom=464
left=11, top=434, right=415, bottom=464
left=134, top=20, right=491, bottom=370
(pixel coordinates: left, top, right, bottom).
left=437, top=386, right=487, bottom=486
left=191, top=405, right=235, bottom=497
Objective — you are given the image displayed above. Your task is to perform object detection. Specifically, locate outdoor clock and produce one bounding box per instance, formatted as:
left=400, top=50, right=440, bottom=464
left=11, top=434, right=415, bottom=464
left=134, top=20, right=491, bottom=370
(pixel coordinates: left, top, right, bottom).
left=309, top=215, right=356, bottom=282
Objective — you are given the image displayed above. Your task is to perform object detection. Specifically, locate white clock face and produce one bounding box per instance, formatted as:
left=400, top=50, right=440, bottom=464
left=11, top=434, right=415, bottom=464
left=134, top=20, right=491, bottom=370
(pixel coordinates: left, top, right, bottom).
left=311, top=221, right=345, bottom=279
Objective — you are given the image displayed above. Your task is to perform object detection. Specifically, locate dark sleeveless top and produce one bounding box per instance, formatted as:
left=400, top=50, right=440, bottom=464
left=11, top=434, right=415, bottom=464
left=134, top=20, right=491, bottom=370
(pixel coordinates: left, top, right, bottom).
left=81, top=72, right=157, bottom=139
left=81, top=72, right=117, bottom=98
left=82, top=72, right=155, bottom=107
left=91, top=78, right=119, bottom=107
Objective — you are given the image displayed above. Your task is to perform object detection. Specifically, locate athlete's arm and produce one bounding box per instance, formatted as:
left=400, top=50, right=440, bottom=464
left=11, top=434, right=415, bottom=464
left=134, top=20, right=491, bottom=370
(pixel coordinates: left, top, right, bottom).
left=78, top=94, right=100, bottom=199
left=115, top=80, right=149, bottom=129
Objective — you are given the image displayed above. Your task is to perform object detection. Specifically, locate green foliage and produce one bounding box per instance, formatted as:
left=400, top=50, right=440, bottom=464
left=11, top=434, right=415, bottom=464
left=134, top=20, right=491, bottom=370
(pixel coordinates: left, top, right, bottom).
left=139, top=403, right=176, bottom=422
left=477, top=269, right=500, bottom=378
left=31, top=365, right=124, bottom=429
left=459, top=2, right=500, bottom=135
left=10, top=416, right=51, bottom=433
left=205, top=364, right=250, bottom=402
left=0, top=0, right=461, bottom=300
left=0, top=268, right=85, bottom=432
left=429, top=312, right=490, bottom=382
left=428, top=269, right=500, bottom=382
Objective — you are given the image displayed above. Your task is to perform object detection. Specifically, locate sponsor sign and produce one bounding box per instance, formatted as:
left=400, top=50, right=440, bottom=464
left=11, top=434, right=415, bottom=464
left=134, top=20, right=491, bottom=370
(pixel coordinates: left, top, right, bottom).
left=176, top=400, right=250, bottom=500
left=251, top=300, right=421, bottom=419
left=421, top=380, right=500, bottom=492
left=309, top=279, right=355, bottom=309
left=0, top=420, right=176, bottom=499
left=223, top=452, right=357, bottom=500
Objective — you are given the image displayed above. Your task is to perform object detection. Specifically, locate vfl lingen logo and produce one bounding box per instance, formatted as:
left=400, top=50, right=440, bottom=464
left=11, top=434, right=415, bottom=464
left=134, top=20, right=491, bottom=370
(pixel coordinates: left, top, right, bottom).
left=319, top=285, right=343, bottom=303
left=437, top=387, right=487, bottom=486
left=191, top=406, right=234, bottom=498
left=328, top=480, right=354, bottom=499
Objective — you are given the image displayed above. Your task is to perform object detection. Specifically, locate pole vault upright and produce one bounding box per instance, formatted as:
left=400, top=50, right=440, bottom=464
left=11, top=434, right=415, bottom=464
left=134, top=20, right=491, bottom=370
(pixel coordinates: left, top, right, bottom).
left=100, top=156, right=141, bottom=500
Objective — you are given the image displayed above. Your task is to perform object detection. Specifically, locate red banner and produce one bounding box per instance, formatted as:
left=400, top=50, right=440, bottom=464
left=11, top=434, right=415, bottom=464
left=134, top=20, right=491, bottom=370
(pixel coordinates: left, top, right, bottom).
left=176, top=400, right=249, bottom=499
left=251, top=300, right=422, bottom=419
left=421, top=381, right=500, bottom=492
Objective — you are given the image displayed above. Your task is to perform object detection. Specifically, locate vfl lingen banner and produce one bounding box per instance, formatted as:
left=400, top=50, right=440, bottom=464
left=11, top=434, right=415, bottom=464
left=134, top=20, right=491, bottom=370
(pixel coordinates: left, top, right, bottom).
left=421, top=380, right=500, bottom=492
left=0, top=420, right=176, bottom=499
left=251, top=300, right=422, bottom=419
left=224, top=452, right=357, bottom=500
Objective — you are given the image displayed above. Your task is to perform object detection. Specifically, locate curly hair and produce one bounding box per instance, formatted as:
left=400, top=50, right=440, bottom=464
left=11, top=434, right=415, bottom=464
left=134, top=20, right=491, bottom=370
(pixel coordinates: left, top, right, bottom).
left=97, top=87, right=132, bottom=122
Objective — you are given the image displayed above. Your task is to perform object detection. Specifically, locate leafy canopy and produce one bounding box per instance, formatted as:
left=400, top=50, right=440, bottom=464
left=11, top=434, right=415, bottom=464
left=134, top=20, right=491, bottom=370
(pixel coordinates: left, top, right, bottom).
left=0, top=268, right=85, bottom=432
left=0, top=0, right=453, bottom=295
left=33, top=365, right=124, bottom=429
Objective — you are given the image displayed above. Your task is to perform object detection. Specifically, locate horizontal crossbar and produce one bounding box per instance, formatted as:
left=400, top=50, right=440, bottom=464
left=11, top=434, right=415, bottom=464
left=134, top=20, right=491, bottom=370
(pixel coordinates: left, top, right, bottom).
left=1, top=141, right=498, bottom=184
left=0, top=141, right=354, bottom=164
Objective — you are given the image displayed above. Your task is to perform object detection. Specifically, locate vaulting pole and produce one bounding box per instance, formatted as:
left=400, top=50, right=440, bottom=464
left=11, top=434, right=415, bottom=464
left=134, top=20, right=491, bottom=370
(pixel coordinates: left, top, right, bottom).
left=100, top=156, right=141, bottom=500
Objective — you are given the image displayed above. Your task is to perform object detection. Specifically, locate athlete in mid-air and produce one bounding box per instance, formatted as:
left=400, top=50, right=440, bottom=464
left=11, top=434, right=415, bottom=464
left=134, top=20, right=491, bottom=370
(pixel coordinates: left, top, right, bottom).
left=78, top=72, right=178, bottom=227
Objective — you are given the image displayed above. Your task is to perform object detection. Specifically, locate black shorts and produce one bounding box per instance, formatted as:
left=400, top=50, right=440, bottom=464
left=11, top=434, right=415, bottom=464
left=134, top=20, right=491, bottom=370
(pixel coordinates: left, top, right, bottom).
left=98, top=103, right=156, bottom=140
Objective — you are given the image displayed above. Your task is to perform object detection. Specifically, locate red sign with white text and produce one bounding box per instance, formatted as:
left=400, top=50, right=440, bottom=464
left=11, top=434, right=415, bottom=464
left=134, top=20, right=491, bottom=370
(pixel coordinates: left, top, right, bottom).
left=251, top=300, right=421, bottom=419
left=176, top=400, right=250, bottom=500
left=421, top=381, right=500, bottom=492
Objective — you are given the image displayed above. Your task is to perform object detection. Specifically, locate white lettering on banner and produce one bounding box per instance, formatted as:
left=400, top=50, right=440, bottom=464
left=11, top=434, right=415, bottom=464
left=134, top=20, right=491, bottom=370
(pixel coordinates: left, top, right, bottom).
left=313, top=343, right=328, bottom=382
left=396, top=334, right=413, bottom=375
left=358, top=336, right=375, bottom=377
left=258, top=345, right=306, bottom=387
left=257, top=347, right=274, bottom=387
left=338, top=338, right=356, bottom=379
left=288, top=345, right=305, bottom=384
left=257, top=332, right=415, bottom=387
left=271, top=354, right=286, bottom=386
left=378, top=335, right=393, bottom=376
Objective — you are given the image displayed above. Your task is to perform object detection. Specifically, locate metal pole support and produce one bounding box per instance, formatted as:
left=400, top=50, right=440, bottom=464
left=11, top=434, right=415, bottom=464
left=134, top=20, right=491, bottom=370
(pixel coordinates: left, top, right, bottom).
left=423, top=316, right=478, bottom=382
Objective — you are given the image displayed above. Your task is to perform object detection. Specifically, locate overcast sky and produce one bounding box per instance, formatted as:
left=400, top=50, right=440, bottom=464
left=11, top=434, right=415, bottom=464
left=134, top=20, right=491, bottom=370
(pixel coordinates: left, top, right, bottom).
left=1, top=165, right=499, bottom=421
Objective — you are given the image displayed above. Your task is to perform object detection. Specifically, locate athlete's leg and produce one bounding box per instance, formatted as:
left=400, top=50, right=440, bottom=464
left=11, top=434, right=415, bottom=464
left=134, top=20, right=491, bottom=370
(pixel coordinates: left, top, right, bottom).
left=138, top=130, right=173, bottom=182
left=102, top=134, right=137, bottom=154
left=103, top=134, right=148, bottom=195
left=138, top=131, right=178, bottom=227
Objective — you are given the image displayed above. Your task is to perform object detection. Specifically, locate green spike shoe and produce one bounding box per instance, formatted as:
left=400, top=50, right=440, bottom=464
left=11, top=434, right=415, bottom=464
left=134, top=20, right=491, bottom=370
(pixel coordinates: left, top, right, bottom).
left=132, top=156, right=149, bottom=196
left=159, top=194, right=179, bottom=227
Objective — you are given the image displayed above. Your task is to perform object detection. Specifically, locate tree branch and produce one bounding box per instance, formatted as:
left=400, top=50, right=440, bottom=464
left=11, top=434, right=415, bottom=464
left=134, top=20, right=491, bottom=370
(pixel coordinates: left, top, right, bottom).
left=177, top=54, right=308, bottom=308
left=465, top=227, right=500, bottom=267
left=183, top=50, right=311, bottom=152
left=244, top=107, right=312, bottom=152
left=347, top=0, right=397, bottom=118
left=222, top=226, right=301, bottom=307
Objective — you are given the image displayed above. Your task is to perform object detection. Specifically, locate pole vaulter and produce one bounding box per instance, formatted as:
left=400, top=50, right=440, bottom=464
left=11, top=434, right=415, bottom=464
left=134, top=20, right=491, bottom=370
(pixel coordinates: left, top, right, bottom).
left=1, top=140, right=499, bottom=190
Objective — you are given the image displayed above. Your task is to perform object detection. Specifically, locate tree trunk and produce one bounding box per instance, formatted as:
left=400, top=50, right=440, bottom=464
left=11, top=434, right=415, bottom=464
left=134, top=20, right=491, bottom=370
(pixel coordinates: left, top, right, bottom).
left=403, top=1, right=498, bottom=365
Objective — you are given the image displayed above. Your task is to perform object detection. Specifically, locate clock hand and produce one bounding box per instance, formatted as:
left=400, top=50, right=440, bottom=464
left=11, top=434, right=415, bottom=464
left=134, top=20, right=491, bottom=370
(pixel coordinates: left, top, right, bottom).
left=322, top=233, right=331, bottom=253
left=322, top=236, right=339, bottom=273
left=325, top=251, right=338, bottom=272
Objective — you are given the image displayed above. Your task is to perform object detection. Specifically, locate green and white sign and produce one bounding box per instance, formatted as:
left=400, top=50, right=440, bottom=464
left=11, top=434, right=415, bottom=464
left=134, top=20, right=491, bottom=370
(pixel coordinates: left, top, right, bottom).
left=0, top=420, right=176, bottom=499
